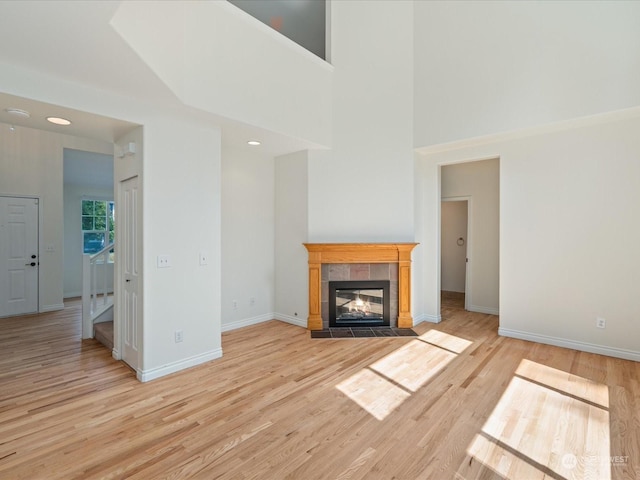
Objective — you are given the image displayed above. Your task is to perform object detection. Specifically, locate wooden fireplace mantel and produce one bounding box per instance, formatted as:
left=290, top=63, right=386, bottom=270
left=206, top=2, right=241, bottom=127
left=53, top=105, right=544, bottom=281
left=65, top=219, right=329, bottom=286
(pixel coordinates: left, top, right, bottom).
left=303, top=243, right=418, bottom=330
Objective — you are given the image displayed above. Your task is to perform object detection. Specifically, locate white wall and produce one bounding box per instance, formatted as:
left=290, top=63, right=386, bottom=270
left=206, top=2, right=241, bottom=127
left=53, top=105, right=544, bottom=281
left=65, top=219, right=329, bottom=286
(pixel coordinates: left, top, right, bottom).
left=307, top=0, right=414, bottom=242
left=441, top=159, right=499, bottom=313
left=221, top=146, right=275, bottom=331
left=63, top=183, right=114, bottom=298
left=275, top=150, right=309, bottom=327
left=440, top=200, right=467, bottom=293
left=413, top=155, right=440, bottom=323
left=414, top=1, right=640, bottom=147
left=110, top=0, right=332, bottom=147
left=417, top=112, right=640, bottom=360
left=141, top=119, right=222, bottom=379
left=0, top=122, right=112, bottom=312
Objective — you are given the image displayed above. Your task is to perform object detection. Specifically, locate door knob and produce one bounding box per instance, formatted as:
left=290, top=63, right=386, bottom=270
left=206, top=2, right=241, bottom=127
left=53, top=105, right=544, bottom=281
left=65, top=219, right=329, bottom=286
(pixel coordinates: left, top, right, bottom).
left=31, top=254, right=37, bottom=259
left=125, top=279, right=131, bottom=283
left=25, top=262, right=36, bottom=267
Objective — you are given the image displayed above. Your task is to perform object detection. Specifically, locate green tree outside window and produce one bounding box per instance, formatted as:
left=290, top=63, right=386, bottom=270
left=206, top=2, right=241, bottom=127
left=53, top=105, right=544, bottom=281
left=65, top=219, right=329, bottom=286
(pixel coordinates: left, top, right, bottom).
left=82, top=200, right=115, bottom=261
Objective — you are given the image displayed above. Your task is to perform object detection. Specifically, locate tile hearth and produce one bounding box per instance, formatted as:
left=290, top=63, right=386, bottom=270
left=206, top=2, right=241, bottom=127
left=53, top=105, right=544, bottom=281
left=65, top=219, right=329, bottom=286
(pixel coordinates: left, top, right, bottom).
left=310, top=327, right=417, bottom=339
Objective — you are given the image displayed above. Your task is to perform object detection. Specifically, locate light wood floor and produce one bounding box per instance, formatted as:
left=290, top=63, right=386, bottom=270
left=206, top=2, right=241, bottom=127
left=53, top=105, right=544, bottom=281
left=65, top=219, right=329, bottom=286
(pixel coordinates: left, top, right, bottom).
left=441, top=290, right=465, bottom=311
left=1, top=300, right=638, bottom=479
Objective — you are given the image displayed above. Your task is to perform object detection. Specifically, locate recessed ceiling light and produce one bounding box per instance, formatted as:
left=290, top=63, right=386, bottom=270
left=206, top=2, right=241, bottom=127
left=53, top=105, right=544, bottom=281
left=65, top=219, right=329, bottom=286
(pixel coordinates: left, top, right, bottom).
left=46, top=116, right=72, bottom=126
left=4, top=108, right=30, bottom=118
left=247, top=140, right=261, bottom=146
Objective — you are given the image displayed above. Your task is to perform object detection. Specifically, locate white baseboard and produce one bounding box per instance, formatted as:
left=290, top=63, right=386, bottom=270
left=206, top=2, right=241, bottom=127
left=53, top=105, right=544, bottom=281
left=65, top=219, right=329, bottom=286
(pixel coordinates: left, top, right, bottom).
left=413, top=312, right=442, bottom=325
left=499, top=327, right=640, bottom=362
left=222, top=313, right=275, bottom=332
left=469, top=305, right=500, bottom=316
left=41, top=303, right=64, bottom=313
left=275, top=313, right=307, bottom=328
left=137, top=347, right=223, bottom=382
left=112, top=348, right=121, bottom=361
left=64, top=290, right=114, bottom=300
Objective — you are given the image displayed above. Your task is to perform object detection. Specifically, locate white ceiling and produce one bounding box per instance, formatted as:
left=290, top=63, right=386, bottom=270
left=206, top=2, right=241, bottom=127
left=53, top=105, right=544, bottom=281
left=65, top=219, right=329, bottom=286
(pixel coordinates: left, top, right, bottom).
left=0, top=92, right=138, bottom=144
left=0, top=1, right=323, bottom=157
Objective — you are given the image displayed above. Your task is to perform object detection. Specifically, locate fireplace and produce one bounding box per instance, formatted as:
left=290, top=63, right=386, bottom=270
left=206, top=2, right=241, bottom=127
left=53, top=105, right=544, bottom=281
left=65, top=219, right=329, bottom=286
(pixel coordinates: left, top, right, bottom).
left=329, top=280, right=390, bottom=328
left=304, top=243, right=418, bottom=330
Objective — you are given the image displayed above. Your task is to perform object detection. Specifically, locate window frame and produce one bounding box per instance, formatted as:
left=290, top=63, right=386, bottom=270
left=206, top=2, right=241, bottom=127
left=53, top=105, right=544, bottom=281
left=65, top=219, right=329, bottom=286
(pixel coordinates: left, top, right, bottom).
left=81, top=198, right=115, bottom=262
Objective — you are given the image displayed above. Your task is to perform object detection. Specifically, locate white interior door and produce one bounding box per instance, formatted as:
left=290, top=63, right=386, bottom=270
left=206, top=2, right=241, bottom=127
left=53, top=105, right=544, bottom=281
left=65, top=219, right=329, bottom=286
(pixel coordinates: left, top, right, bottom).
left=120, top=176, right=141, bottom=371
left=0, top=197, right=39, bottom=317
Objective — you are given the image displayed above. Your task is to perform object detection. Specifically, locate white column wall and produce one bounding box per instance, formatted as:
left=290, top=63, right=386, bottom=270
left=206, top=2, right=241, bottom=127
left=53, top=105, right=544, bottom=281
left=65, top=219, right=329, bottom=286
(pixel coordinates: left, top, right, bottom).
left=308, top=0, right=414, bottom=242
left=274, top=150, right=309, bottom=327
left=221, top=146, right=276, bottom=331
left=142, top=119, right=222, bottom=377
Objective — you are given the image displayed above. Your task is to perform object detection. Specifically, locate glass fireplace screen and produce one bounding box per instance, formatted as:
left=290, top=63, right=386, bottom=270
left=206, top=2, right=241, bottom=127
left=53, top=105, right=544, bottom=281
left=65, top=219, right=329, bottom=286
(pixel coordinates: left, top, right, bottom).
left=329, top=280, right=390, bottom=327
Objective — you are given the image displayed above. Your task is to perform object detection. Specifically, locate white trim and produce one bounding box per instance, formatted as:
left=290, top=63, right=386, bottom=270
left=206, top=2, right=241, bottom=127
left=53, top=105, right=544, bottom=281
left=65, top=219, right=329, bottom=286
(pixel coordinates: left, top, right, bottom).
left=469, top=305, right=499, bottom=316
left=64, top=291, right=82, bottom=299
left=137, top=348, right=223, bottom=382
left=499, top=328, right=640, bottom=363
left=112, top=348, right=121, bottom=361
left=275, top=313, right=307, bottom=328
left=40, top=303, right=64, bottom=313
left=413, top=312, right=442, bottom=325
left=416, top=106, right=640, bottom=155
left=222, top=313, right=275, bottom=332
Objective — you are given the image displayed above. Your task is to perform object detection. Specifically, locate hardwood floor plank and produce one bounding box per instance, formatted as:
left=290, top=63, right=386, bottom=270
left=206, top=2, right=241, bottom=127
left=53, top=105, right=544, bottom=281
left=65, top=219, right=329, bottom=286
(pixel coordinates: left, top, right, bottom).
left=0, top=300, right=638, bottom=479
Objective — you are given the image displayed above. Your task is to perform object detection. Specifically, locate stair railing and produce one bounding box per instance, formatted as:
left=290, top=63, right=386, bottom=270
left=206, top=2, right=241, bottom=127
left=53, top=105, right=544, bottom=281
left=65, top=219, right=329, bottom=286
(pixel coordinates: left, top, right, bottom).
left=82, top=243, right=115, bottom=339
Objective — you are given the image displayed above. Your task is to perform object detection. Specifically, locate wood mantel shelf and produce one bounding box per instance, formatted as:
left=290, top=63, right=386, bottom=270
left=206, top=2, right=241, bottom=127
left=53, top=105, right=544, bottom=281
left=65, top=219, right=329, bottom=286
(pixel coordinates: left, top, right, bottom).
left=303, top=243, right=418, bottom=330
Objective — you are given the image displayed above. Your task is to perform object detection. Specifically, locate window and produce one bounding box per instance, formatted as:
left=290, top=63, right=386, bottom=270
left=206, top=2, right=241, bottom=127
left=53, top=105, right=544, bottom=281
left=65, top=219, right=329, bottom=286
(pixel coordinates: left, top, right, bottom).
left=82, top=200, right=114, bottom=257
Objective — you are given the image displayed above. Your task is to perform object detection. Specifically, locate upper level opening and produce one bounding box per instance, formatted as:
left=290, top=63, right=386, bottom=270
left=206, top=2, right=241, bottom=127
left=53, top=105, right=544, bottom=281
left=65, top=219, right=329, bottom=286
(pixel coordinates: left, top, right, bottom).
left=228, top=0, right=327, bottom=60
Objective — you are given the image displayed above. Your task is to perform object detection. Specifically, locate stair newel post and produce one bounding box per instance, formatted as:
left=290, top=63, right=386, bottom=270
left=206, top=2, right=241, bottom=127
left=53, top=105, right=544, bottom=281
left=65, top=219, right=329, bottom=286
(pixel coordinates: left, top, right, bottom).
left=82, top=254, right=92, bottom=339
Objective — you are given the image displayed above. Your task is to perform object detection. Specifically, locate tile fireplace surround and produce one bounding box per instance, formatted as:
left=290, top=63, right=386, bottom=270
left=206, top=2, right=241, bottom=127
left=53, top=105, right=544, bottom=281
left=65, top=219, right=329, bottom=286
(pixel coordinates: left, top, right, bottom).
left=303, top=243, right=418, bottom=330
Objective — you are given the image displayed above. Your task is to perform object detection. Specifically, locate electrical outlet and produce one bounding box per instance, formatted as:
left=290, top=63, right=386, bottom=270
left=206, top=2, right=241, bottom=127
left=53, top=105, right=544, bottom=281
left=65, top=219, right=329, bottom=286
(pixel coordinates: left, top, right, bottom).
left=596, top=317, right=606, bottom=329
left=175, top=330, right=183, bottom=343
left=249, top=297, right=255, bottom=307
left=232, top=300, right=238, bottom=310
left=157, top=255, right=171, bottom=268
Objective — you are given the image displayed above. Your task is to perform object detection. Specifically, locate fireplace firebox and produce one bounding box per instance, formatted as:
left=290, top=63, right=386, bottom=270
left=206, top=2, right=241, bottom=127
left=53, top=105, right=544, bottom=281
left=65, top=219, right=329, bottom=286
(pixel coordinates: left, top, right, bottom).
left=329, top=280, right=390, bottom=328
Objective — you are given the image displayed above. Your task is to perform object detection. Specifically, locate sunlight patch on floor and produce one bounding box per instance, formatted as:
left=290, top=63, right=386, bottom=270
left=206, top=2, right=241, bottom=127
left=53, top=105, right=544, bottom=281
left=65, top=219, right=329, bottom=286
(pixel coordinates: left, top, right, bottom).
left=516, top=358, right=609, bottom=408
left=370, top=340, right=456, bottom=392
left=459, top=360, right=611, bottom=480
left=419, top=329, right=473, bottom=354
left=336, top=330, right=473, bottom=420
left=336, top=368, right=411, bottom=421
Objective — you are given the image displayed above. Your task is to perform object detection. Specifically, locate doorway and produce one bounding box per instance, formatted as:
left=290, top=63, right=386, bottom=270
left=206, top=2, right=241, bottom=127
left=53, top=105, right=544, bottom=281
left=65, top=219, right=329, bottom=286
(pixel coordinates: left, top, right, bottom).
left=0, top=196, right=39, bottom=317
left=441, top=198, right=469, bottom=311
left=439, top=158, right=500, bottom=317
